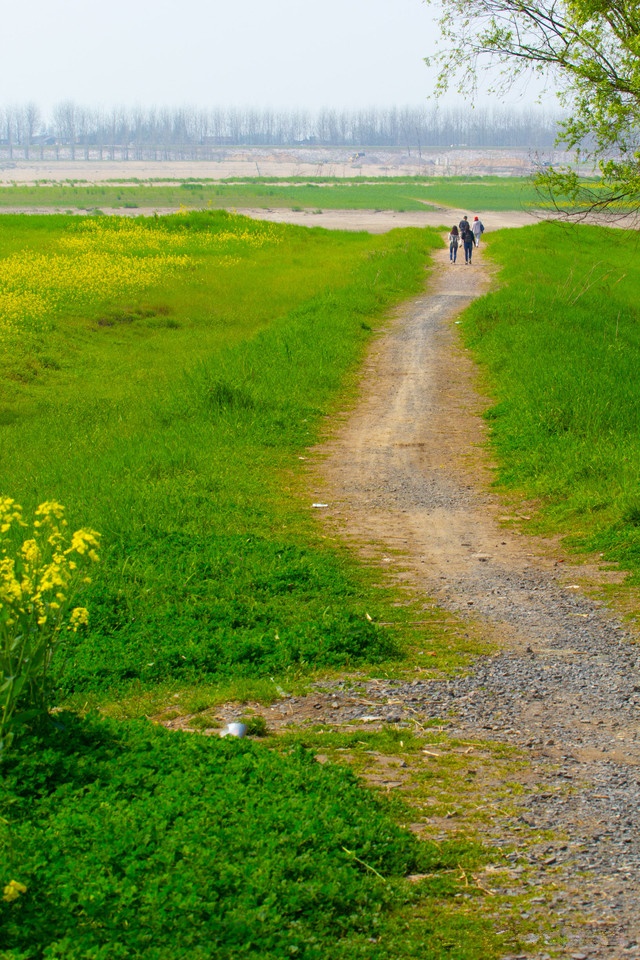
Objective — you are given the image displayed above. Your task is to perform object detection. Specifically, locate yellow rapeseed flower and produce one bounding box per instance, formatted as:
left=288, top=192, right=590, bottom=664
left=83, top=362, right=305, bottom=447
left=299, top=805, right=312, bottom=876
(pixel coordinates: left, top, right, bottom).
left=0, top=558, right=21, bottom=604
left=34, top=501, right=66, bottom=523
left=66, top=529, right=101, bottom=558
left=0, top=498, right=24, bottom=535
left=2, top=880, right=27, bottom=903
left=2, top=498, right=101, bottom=754
left=0, top=214, right=283, bottom=341
left=20, top=539, right=40, bottom=565
left=69, top=606, right=90, bottom=630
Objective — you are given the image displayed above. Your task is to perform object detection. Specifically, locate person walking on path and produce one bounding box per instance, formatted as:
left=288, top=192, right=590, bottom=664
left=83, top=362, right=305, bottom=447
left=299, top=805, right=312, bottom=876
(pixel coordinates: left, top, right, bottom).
left=472, top=216, right=485, bottom=248
left=448, top=225, right=460, bottom=263
left=461, top=219, right=474, bottom=264
left=459, top=215, right=469, bottom=234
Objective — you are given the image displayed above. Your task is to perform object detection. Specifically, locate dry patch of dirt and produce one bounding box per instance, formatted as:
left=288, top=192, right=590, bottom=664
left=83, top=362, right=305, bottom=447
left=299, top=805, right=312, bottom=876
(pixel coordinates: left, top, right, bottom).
left=235, top=207, right=541, bottom=233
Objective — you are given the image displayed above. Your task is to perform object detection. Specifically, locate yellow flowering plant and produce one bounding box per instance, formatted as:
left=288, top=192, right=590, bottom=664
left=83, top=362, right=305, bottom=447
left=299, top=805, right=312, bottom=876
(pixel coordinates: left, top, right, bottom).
left=2, top=880, right=27, bottom=903
left=0, top=498, right=100, bottom=755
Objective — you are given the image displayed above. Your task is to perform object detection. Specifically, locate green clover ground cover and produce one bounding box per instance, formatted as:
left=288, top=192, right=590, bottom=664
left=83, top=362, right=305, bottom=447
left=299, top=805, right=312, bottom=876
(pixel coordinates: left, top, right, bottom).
left=460, top=221, right=640, bottom=578
left=1, top=715, right=499, bottom=960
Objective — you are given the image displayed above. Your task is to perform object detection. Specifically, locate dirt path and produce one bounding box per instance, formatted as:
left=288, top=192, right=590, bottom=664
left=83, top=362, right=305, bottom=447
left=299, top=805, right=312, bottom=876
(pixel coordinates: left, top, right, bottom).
left=293, top=225, right=640, bottom=957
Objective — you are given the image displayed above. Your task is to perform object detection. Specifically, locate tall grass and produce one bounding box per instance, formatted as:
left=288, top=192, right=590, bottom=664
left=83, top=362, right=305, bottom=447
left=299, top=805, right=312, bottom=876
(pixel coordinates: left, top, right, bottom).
left=460, top=221, right=640, bottom=578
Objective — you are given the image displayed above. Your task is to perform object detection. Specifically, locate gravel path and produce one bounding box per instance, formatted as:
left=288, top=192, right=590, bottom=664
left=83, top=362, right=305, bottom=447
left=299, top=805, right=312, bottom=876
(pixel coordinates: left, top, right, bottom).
left=301, top=237, right=640, bottom=958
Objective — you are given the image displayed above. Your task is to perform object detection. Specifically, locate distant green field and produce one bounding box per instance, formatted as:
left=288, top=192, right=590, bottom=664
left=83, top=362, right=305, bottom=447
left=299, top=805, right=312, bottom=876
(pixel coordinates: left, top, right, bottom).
left=0, top=176, right=541, bottom=213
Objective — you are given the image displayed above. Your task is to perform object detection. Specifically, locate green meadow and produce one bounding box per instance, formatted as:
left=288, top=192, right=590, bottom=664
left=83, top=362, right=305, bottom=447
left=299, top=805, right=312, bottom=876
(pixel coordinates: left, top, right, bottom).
left=3, top=197, right=639, bottom=959
left=0, top=176, right=540, bottom=213
left=1, top=210, right=518, bottom=959
left=0, top=212, right=448, bottom=699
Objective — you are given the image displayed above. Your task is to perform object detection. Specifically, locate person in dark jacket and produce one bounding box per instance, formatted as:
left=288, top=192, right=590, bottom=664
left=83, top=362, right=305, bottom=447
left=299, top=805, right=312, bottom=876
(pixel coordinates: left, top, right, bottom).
left=461, top=219, right=474, bottom=264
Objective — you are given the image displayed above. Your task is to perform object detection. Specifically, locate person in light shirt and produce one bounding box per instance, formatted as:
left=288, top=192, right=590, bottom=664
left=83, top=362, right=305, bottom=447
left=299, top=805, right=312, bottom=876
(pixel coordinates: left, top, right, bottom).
left=472, top=216, right=485, bottom=247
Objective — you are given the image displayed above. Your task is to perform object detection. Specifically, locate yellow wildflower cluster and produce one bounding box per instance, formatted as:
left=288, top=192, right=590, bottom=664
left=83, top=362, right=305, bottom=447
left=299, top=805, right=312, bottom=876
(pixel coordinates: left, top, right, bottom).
left=0, top=214, right=282, bottom=339
left=1, top=498, right=100, bottom=752
left=0, top=289, right=48, bottom=333
left=63, top=216, right=283, bottom=252
left=3, top=880, right=27, bottom=903
left=69, top=606, right=90, bottom=628
left=0, top=499, right=99, bottom=631
left=209, top=227, right=283, bottom=249
left=60, top=218, right=192, bottom=253
left=0, top=497, right=24, bottom=535
left=213, top=256, right=242, bottom=268
left=0, top=247, right=188, bottom=335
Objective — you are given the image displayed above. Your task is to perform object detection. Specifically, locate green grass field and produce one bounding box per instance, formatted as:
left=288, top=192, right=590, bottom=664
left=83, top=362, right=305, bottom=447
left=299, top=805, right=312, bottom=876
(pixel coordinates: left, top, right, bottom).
left=1, top=210, right=525, bottom=959
left=460, top=221, right=640, bottom=582
left=0, top=176, right=541, bottom=213
left=3, top=202, right=638, bottom=958
left=0, top=212, right=455, bottom=700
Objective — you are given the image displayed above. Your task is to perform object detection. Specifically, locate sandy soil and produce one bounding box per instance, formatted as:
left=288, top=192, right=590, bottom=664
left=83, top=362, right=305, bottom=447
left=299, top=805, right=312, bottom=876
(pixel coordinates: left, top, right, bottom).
left=239, top=206, right=638, bottom=233
left=236, top=207, right=541, bottom=232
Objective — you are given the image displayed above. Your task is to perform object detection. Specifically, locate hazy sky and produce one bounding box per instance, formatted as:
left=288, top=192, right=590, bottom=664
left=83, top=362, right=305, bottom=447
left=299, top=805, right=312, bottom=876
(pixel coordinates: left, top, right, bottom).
left=2, top=0, right=554, bottom=113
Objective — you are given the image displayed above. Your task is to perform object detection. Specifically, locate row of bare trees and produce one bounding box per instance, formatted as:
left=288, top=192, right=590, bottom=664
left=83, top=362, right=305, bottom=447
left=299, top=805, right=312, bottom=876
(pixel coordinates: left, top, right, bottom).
left=0, top=101, right=564, bottom=159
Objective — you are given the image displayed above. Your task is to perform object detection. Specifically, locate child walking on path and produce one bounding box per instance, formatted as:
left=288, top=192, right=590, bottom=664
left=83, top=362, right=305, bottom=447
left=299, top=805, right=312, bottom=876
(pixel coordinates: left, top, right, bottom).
left=448, top=225, right=459, bottom=263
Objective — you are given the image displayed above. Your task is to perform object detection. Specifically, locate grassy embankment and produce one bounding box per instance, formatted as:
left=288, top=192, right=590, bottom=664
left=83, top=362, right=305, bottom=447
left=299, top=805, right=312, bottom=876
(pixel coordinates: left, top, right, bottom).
left=0, top=212, right=470, bottom=701
left=461, top=221, right=640, bottom=592
left=1, top=212, right=527, bottom=959
left=0, top=176, right=539, bottom=213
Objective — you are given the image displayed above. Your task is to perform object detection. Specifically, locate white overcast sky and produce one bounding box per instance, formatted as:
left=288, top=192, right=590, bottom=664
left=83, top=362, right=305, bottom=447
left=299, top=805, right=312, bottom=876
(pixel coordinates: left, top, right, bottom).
left=1, top=0, right=555, bottom=114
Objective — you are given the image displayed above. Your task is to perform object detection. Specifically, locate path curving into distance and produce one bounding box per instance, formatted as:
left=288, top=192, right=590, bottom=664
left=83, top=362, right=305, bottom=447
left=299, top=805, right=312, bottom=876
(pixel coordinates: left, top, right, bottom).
left=304, top=221, right=640, bottom=958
